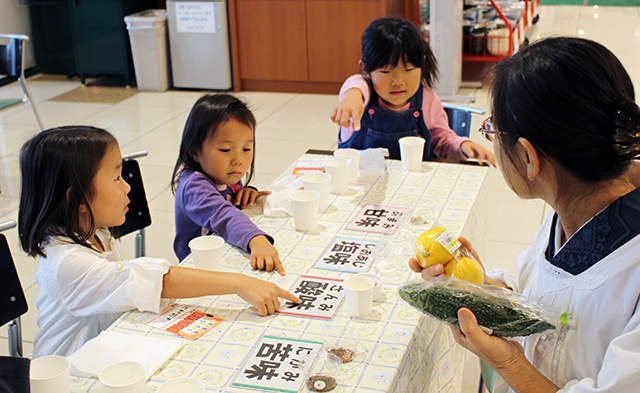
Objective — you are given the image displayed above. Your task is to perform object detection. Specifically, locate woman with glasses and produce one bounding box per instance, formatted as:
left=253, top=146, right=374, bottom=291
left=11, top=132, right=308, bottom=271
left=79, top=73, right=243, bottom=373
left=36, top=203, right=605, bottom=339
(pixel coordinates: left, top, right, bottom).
left=410, top=36, right=640, bottom=393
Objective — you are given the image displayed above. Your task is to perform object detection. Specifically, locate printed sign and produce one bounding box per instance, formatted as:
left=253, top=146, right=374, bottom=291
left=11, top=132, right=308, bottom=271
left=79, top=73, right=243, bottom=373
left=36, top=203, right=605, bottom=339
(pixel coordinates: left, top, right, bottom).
left=175, top=2, right=216, bottom=33
left=232, top=335, right=322, bottom=393
left=135, top=303, right=224, bottom=340
left=313, top=236, right=382, bottom=273
left=278, top=276, right=345, bottom=319
left=291, top=157, right=326, bottom=176
left=345, top=204, right=410, bottom=234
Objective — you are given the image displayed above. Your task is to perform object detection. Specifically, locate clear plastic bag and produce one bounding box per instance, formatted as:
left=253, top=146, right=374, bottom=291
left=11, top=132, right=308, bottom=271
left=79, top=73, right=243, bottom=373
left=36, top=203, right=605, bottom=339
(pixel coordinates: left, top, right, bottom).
left=398, top=277, right=556, bottom=337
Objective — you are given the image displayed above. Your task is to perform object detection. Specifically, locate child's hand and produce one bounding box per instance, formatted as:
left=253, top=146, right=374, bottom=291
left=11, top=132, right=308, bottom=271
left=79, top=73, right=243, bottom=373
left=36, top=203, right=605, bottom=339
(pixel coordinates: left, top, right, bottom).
left=235, top=275, right=301, bottom=316
left=234, top=187, right=271, bottom=209
left=249, top=235, right=285, bottom=276
left=461, top=141, right=497, bottom=167
left=331, top=88, right=365, bottom=131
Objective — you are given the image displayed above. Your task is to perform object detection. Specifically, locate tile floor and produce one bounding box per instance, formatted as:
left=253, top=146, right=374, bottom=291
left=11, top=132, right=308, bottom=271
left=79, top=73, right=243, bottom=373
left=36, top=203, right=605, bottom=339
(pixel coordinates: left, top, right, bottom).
left=0, top=4, right=639, bottom=392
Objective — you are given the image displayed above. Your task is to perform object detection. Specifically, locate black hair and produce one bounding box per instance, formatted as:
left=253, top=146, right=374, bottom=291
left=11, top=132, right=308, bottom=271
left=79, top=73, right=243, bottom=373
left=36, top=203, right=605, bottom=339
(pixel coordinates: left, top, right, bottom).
left=490, top=36, right=640, bottom=184
left=19, top=126, right=120, bottom=257
left=171, top=94, right=257, bottom=193
left=360, top=17, right=438, bottom=88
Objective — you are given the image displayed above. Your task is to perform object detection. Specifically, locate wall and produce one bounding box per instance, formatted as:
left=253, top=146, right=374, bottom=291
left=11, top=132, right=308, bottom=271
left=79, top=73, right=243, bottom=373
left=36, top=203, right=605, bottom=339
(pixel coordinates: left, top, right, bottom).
left=0, top=0, right=34, bottom=68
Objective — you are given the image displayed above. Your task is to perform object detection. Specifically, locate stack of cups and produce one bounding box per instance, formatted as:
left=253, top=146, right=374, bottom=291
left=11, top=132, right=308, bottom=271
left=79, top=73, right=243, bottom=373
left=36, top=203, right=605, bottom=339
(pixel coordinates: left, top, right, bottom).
left=302, top=173, right=331, bottom=212
left=290, top=190, right=320, bottom=231
left=398, top=136, right=425, bottom=171
left=333, top=148, right=360, bottom=184
left=324, top=157, right=350, bottom=194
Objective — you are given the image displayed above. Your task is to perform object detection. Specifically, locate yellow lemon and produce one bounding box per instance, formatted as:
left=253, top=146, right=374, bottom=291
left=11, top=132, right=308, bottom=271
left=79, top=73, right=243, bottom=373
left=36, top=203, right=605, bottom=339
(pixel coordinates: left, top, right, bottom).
left=444, top=256, right=484, bottom=284
left=414, top=227, right=455, bottom=268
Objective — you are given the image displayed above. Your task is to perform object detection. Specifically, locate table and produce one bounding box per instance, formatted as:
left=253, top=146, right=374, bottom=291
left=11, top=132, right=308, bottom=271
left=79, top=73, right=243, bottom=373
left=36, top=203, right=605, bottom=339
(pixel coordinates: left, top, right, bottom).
left=71, top=154, right=489, bottom=393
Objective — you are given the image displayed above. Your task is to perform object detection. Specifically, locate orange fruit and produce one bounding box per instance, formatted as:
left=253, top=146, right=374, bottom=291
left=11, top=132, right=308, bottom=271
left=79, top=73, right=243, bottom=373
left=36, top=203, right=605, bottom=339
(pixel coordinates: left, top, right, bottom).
left=414, top=227, right=456, bottom=268
left=444, top=256, right=484, bottom=284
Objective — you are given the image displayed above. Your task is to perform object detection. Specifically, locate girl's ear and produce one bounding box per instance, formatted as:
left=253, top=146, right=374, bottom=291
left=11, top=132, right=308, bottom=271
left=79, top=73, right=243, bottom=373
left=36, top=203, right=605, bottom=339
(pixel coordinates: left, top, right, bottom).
left=189, top=146, right=201, bottom=163
left=69, top=188, right=89, bottom=213
left=517, top=138, right=541, bottom=181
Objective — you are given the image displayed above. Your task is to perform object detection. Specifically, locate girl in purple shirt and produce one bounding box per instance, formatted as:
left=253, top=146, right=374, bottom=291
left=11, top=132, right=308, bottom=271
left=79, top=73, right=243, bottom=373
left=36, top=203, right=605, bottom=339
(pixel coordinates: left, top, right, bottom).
left=172, top=94, right=285, bottom=275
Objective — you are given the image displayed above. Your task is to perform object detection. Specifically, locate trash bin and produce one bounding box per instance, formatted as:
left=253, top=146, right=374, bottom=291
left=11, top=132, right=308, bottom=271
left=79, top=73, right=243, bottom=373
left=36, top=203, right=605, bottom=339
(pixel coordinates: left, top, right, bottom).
left=124, top=10, right=171, bottom=92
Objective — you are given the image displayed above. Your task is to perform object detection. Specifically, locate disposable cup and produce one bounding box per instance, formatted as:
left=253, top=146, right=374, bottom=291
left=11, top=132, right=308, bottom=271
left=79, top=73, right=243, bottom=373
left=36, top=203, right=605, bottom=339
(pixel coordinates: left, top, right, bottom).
left=398, top=136, right=425, bottom=171
left=30, top=355, right=70, bottom=393
left=99, top=360, right=146, bottom=393
left=321, top=325, right=362, bottom=364
left=302, top=173, right=331, bottom=212
left=333, top=148, right=360, bottom=184
left=324, top=157, right=350, bottom=194
left=156, top=377, right=205, bottom=393
left=290, top=190, right=320, bottom=231
left=189, top=235, right=224, bottom=271
left=355, top=272, right=383, bottom=301
left=343, top=275, right=374, bottom=317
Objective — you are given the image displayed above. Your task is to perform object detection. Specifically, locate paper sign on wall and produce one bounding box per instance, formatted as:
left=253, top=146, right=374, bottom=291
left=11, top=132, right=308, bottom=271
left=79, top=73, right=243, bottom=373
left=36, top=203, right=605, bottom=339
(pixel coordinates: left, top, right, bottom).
left=278, top=276, right=345, bottom=319
left=313, top=236, right=382, bottom=273
left=345, top=204, right=410, bottom=234
left=232, top=335, right=322, bottom=392
left=175, top=2, right=216, bottom=33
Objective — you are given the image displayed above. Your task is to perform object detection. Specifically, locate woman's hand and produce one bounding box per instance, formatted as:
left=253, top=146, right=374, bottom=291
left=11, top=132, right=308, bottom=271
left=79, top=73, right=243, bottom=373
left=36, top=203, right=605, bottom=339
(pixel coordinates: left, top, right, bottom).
left=249, top=235, right=285, bottom=276
left=331, top=88, right=365, bottom=131
left=234, top=187, right=271, bottom=209
left=461, top=141, right=497, bottom=167
left=235, top=275, right=301, bottom=316
left=409, top=237, right=482, bottom=280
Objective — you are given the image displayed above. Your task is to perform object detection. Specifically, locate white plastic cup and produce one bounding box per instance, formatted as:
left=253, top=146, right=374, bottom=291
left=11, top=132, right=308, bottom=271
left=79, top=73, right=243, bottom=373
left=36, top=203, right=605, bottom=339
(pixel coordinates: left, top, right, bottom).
left=333, top=148, right=360, bottom=184
left=302, top=173, right=331, bottom=212
left=343, top=275, right=374, bottom=317
left=324, top=157, right=350, bottom=194
left=398, top=136, right=426, bottom=171
left=290, top=190, right=320, bottom=231
left=189, top=235, right=224, bottom=271
left=99, top=360, right=147, bottom=393
left=355, top=272, right=383, bottom=301
left=30, top=355, right=70, bottom=393
left=156, top=377, right=205, bottom=393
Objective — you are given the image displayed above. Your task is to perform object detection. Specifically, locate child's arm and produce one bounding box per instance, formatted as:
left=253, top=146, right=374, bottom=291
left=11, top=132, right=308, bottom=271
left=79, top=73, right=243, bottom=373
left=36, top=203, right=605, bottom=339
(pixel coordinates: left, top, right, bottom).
left=249, top=235, right=285, bottom=276
left=331, top=75, right=371, bottom=132
left=461, top=141, right=497, bottom=167
left=161, top=266, right=300, bottom=316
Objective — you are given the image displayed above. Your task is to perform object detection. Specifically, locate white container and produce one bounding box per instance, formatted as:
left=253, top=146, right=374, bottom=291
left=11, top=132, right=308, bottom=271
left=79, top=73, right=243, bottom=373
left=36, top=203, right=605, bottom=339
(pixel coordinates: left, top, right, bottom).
left=290, top=190, right=320, bottom=231
left=30, top=355, right=70, bottom=393
left=398, top=136, right=425, bottom=171
left=355, top=272, right=383, bottom=301
left=302, top=173, right=331, bottom=212
left=324, top=157, right=350, bottom=194
left=125, top=10, right=171, bottom=92
left=99, top=360, right=146, bottom=393
left=189, top=235, right=224, bottom=271
left=333, top=148, right=360, bottom=183
left=343, top=275, right=374, bottom=317
left=157, top=377, right=205, bottom=393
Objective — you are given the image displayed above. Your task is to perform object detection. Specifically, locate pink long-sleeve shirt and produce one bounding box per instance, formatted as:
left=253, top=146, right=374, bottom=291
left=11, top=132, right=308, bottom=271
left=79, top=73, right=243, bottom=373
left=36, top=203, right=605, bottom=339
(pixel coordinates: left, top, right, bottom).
left=339, top=75, right=470, bottom=160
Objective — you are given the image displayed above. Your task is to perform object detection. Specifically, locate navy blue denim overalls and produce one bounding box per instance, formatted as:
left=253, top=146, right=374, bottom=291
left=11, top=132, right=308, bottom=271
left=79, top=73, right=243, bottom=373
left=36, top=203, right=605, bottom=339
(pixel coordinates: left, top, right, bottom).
left=338, top=83, right=433, bottom=160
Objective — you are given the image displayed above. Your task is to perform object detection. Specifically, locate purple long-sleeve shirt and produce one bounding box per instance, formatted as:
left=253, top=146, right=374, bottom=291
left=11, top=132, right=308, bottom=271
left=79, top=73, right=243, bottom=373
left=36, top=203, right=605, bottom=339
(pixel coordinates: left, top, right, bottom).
left=173, top=170, right=273, bottom=261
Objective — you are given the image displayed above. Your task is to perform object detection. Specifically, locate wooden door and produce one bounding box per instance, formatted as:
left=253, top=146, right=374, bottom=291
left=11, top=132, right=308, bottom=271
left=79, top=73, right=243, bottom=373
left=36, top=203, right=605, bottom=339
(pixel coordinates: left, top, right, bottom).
left=235, top=0, right=308, bottom=82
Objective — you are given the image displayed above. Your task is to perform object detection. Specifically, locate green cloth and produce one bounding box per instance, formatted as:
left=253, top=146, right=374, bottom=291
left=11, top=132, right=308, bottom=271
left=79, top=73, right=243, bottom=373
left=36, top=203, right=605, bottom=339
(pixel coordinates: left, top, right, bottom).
left=541, top=0, right=640, bottom=4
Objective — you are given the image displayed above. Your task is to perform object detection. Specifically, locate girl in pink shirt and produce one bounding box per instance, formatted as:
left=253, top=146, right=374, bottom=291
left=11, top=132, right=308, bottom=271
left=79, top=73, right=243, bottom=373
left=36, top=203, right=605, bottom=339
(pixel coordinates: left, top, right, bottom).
left=331, top=17, right=495, bottom=165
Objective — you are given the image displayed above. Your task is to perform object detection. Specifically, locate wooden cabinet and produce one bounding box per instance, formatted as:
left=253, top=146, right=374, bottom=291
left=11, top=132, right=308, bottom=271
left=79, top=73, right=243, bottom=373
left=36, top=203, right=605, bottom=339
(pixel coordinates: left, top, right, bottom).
left=228, top=0, right=409, bottom=94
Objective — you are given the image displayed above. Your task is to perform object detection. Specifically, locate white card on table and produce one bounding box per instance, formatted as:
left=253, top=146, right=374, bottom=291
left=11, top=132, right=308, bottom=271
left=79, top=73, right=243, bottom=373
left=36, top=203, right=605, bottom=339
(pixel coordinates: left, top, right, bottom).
left=313, top=235, right=382, bottom=273
left=278, top=275, right=345, bottom=319
left=345, top=204, right=409, bottom=234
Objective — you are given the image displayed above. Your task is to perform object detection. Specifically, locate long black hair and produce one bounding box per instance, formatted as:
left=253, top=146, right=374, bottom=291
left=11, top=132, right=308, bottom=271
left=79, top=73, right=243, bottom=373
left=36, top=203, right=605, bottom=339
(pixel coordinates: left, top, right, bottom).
left=491, top=36, right=640, bottom=184
left=171, top=94, right=257, bottom=193
left=19, top=126, right=119, bottom=257
left=360, top=17, right=439, bottom=88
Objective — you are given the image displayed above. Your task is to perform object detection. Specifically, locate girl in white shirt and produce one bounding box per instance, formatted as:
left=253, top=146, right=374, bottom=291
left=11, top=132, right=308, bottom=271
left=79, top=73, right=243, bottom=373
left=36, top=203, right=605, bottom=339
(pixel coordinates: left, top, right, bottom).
left=18, top=126, right=300, bottom=358
left=410, top=37, right=640, bottom=393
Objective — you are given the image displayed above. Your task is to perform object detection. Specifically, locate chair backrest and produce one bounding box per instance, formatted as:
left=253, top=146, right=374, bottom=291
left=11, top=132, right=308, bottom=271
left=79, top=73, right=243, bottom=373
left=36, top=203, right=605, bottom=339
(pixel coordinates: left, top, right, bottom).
left=0, top=233, right=28, bottom=328
left=0, top=36, right=23, bottom=80
left=444, top=106, right=473, bottom=137
left=118, top=159, right=151, bottom=237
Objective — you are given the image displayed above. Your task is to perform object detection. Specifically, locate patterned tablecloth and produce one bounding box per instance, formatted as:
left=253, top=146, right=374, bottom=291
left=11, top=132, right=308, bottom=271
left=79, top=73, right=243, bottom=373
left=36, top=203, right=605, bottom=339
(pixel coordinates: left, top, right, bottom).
left=71, top=155, right=489, bottom=393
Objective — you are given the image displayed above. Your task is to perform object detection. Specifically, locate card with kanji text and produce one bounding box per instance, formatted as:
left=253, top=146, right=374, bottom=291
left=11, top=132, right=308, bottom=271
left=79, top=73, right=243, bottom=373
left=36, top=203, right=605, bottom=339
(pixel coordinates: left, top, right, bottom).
left=231, top=335, right=322, bottom=392
left=345, top=204, right=409, bottom=234
left=313, top=236, right=382, bottom=273
left=278, top=276, right=345, bottom=319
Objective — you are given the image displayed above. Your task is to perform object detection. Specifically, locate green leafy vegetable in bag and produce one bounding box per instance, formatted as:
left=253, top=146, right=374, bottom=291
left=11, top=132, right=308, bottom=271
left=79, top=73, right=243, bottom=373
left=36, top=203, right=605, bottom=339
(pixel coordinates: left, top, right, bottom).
left=399, top=278, right=556, bottom=337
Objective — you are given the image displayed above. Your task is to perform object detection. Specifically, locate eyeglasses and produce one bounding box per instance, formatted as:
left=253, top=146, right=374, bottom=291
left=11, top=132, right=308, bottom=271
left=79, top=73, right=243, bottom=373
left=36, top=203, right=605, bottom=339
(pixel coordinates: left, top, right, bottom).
left=478, top=116, right=548, bottom=157
left=478, top=117, right=506, bottom=142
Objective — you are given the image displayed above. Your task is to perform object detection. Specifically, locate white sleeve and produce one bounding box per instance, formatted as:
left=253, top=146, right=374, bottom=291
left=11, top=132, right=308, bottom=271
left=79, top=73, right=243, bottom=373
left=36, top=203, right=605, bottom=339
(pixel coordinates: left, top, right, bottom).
left=54, top=247, right=171, bottom=317
left=486, top=268, right=520, bottom=293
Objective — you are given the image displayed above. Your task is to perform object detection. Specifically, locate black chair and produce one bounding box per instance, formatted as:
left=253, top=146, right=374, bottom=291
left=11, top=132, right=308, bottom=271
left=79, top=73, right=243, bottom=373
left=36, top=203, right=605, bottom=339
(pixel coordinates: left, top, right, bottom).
left=118, top=151, right=151, bottom=258
left=442, top=103, right=485, bottom=137
left=0, top=220, right=28, bottom=358
left=0, top=35, right=43, bottom=130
